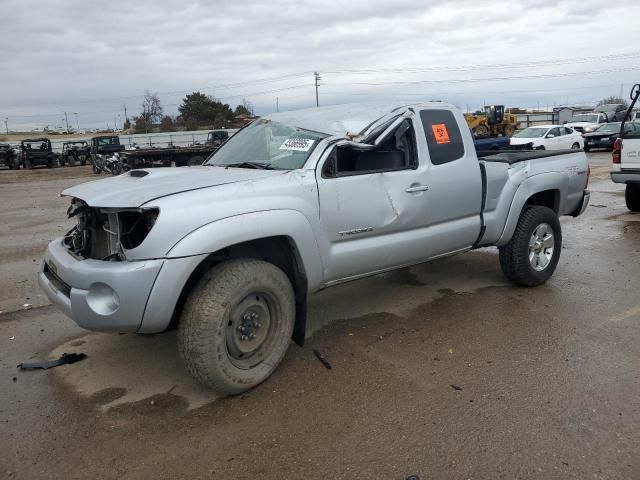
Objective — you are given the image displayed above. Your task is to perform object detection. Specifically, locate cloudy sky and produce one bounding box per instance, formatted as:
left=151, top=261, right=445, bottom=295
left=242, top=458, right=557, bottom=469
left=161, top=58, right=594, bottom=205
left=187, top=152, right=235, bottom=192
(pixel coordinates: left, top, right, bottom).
left=1, top=0, right=640, bottom=130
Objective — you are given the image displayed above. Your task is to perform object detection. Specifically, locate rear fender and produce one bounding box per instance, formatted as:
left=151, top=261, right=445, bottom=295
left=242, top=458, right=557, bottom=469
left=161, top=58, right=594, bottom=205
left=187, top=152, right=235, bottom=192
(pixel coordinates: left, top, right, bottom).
left=496, top=172, right=568, bottom=247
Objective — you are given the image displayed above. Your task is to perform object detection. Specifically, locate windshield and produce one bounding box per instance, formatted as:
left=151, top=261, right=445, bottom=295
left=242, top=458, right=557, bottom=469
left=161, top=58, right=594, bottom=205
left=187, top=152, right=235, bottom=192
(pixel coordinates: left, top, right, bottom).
left=570, top=114, right=598, bottom=123
left=98, top=137, right=119, bottom=146
left=596, top=123, right=621, bottom=133
left=205, top=119, right=327, bottom=170
left=514, top=127, right=548, bottom=138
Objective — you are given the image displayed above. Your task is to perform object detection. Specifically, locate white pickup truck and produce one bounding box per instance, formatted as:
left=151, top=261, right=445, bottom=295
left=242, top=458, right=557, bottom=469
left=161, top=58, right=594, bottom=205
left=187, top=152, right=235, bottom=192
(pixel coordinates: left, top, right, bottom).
left=611, top=84, right=640, bottom=211
left=39, top=102, right=590, bottom=394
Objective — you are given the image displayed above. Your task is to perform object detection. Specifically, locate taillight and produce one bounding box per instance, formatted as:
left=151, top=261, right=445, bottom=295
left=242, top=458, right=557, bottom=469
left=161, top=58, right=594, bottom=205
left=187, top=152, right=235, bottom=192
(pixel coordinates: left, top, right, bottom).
left=612, top=139, right=621, bottom=164
left=585, top=165, right=590, bottom=189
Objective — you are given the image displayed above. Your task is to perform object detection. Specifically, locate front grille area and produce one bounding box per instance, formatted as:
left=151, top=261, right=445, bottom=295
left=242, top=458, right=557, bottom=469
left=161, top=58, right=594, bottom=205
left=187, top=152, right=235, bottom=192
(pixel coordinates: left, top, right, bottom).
left=63, top=198, right=158, bottom=261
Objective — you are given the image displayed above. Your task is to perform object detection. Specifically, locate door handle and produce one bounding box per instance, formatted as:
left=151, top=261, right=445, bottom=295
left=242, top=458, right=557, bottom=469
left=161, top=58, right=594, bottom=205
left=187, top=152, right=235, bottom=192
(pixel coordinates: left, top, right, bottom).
left=405, top=185, right=429, bottom=193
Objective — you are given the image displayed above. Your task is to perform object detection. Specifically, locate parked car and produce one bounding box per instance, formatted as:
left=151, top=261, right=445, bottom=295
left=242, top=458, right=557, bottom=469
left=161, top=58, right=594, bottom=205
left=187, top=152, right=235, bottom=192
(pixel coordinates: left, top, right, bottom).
left=39, top=102, right=590, bottom=394
left=564, top=113, right=609, bottom=133
left=472, top=132, right=510, bottom=151
left=583, top=122, right=640, bottom=151
left=594, top=103, right=627, bottom=122
left=510, top=125, right=583, bottom=150
left=611, top=84, right=640, bottom=211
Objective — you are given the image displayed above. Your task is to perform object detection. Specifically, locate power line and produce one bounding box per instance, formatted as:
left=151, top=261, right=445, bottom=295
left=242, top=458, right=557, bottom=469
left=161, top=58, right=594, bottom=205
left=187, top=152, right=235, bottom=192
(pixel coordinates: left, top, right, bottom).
left=324, top=51, right=640, bottom=75
left=339, top=65, right=640, bottom=86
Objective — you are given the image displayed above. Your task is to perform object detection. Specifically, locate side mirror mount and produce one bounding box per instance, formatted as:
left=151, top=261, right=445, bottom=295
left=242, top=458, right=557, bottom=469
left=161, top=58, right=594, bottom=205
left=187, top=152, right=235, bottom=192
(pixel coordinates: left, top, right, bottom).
left=546, top=134, right=555, bottom=138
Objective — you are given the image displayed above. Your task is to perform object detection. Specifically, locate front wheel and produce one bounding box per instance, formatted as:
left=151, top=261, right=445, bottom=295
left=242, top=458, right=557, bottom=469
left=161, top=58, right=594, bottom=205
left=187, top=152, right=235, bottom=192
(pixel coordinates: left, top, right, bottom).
left=626, top=184, right=640, bottom=212
left=178, top=259, right=295, bottom=395
left=584, top=145, right=591, bottom=152
left=499, top=206, right=562, bottom=287
left=571, top=142, right=580, bottom=150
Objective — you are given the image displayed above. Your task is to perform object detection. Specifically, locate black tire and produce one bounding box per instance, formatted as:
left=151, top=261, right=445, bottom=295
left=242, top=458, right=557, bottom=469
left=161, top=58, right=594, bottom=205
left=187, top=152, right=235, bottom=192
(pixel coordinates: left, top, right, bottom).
left=110, top=163, right=122, bottom=175
left=178, top=259, right=295, bottom=395
left=499, top=206, right=562, bottom=287
left=626, top=184, right=640, bottom=212
left=571, top=142, right=580, bottom=150
left=536, top=145, right=546, bottom=150
left=92, top=163, right=100, bottom=174
left=24, top=159, right=33, bottom=169
left=584, top=145, right=590, bottom=152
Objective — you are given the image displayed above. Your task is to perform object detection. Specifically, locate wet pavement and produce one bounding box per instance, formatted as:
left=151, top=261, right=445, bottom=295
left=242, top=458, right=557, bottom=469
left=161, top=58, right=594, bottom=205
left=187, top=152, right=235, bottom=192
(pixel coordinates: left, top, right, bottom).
left=1, top=156, right=639, bottom=479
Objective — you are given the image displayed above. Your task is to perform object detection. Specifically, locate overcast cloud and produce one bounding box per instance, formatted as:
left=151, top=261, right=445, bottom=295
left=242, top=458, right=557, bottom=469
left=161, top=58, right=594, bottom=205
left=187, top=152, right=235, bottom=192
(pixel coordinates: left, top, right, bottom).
left=1, top=0, right=639, bottom=129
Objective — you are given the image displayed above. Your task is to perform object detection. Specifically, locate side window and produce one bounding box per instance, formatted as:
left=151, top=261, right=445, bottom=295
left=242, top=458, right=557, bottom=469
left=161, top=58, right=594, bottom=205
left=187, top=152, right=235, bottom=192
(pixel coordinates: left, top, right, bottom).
left=562, top=127, right=572, bottom=135
left=419, top=109, right=464, bottom=165
left=548, top=127, right=560, bottom=137
left=322, top=119, right=418, bottom=178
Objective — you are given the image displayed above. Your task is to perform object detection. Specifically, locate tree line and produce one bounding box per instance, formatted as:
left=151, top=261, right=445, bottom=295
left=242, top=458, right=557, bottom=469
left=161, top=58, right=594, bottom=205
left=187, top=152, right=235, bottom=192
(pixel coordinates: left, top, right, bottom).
left=127, top=91, right=254, bottom=133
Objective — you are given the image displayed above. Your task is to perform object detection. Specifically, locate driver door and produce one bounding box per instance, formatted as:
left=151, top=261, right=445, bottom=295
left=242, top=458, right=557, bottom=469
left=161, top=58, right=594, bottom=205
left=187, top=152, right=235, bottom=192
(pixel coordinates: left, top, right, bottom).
left=315, top=116, right=433, bottom=282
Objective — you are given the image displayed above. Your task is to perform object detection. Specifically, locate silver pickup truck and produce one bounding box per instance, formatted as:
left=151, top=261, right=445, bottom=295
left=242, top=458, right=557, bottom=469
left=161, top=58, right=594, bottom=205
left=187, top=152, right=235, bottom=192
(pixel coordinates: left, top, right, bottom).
left=39, top=102, right=590, bottom=394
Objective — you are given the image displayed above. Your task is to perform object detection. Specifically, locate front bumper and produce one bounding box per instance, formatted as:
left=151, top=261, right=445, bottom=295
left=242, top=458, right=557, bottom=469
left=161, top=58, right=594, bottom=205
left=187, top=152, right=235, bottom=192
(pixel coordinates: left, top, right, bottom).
left=611, top=171, right=640, bottom=184
left=39, top=238, right=206, bottom=333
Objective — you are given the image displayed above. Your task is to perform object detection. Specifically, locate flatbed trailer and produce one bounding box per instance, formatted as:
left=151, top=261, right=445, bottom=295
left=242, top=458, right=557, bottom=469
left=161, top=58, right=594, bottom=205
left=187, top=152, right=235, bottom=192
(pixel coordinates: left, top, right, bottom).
left=121, top=144, right=218, bottom=168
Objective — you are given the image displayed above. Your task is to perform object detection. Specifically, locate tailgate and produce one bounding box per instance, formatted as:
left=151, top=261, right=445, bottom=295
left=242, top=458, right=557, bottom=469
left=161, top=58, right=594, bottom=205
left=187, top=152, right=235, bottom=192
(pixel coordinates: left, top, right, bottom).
left=621, top=136, right=640, bottom=170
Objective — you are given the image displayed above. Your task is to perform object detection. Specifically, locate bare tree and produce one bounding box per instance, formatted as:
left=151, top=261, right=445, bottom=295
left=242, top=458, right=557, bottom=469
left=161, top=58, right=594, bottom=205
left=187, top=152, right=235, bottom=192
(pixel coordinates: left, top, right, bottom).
left=597, top=96, right=628, bottom=108
left=141, top=91, right=163, bottom=124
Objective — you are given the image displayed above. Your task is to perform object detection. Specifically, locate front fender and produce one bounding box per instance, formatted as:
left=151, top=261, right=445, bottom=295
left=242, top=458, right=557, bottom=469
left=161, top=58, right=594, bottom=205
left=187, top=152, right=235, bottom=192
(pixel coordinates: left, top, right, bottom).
left=496, top=172, right=568, bottom=247
left=167, top=209, right=324, bottom=291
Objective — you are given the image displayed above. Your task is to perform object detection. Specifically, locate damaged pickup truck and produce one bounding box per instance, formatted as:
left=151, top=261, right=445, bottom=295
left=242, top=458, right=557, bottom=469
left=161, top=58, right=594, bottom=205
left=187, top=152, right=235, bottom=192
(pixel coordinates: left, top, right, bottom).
left=39, top=102, right=590, bottom=394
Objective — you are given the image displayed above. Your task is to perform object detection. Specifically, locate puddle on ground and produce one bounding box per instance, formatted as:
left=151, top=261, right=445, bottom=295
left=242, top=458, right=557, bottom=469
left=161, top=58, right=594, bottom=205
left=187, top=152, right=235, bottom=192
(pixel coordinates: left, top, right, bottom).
left=608, top=212, right=640, bottom=222
left=51, top=331, right=219, bottom=411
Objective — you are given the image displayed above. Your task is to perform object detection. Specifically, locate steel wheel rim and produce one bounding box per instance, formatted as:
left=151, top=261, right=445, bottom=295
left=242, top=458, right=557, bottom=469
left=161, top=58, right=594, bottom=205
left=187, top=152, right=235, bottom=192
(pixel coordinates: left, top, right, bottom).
left=225, top=293, right=276, bottom=369
left=528, top=222, right=554, bottom=271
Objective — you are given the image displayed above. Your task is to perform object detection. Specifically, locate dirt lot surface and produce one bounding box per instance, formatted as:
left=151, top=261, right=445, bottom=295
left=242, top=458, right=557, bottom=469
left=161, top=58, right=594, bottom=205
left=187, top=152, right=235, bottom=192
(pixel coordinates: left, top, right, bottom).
left=1, top=154, right=639, bottom=479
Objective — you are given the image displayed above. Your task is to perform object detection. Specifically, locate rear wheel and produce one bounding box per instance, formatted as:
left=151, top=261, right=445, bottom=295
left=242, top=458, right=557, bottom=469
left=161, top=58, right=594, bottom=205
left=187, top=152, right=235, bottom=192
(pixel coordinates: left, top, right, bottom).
left=473, top=125, right=490, bottom=137
left=626, top=184, right=640, bottom=212
left=24, top=159, right=33, bottom=169
left=584, top=145, right=591, bottom=152
left=178, top=259, right=295, bottom=395
left=503, top=124, right=515, bottom=137
left=571, top=142, right=580, bottom=150
left=499, top=206, right=562, bottom=287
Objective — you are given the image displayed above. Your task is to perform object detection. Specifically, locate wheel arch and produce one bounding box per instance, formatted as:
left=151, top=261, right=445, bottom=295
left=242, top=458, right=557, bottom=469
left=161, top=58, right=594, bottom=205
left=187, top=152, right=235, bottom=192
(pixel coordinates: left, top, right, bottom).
left=155, top=210, right=325, bottom=345
left=497, top=174, right=567, bottom=246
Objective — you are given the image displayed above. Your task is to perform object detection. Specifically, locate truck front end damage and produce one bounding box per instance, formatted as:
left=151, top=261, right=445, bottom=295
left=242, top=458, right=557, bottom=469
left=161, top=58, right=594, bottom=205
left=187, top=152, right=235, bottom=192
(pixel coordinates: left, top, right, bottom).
left=39, top=198, right=203, bottom=333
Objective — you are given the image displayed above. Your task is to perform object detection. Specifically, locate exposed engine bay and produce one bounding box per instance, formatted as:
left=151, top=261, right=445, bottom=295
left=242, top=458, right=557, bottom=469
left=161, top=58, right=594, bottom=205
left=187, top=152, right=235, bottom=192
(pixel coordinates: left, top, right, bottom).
left=63, top=198, right=158, bottom=260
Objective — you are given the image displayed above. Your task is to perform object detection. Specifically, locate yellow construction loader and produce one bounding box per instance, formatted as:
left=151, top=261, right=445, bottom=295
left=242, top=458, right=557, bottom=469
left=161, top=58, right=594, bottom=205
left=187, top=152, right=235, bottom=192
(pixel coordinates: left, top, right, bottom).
left=464, top=105, right=520, bottom=137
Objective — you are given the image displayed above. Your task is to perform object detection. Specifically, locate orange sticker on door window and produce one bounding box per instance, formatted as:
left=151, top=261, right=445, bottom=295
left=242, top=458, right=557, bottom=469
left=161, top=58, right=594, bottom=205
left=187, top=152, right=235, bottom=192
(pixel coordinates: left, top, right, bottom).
left=431, top=123, right=450, bottom=144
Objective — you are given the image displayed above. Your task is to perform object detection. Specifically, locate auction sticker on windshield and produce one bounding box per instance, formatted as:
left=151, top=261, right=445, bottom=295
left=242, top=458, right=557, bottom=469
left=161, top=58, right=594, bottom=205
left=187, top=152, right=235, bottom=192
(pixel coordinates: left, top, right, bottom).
left=280, top=138, right=315, bottom=151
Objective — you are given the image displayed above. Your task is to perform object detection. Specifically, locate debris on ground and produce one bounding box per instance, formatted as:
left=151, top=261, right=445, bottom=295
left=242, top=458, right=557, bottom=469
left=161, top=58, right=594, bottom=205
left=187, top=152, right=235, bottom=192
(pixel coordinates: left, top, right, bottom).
left=450, top=384, right=463, bottom=391
left=17, top=352, right=87, bottom=370
left=447, top=347, right=454, bottom=354
left=313, top=349, right=332, bottom=370
left=590, top=204, right=607, bottom=208
left=22, top=303, right=32, bottom=309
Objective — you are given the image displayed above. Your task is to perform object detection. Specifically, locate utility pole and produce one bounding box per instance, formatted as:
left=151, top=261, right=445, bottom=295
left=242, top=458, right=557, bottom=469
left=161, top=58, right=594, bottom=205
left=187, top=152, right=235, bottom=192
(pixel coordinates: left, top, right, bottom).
left=314, top=71, right=321, bottom=107
left=74, top=113, right=79, bottom=132
left=4, top=117, right=8, bottom=135
left=123, top=104, right=128, bottom=125
left=64, top=112, right=70, bottom=134
left=276, top=97, right=279, bottom=112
